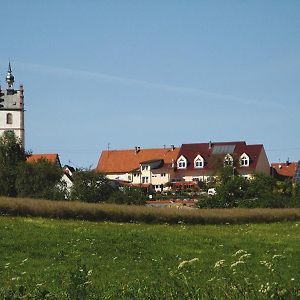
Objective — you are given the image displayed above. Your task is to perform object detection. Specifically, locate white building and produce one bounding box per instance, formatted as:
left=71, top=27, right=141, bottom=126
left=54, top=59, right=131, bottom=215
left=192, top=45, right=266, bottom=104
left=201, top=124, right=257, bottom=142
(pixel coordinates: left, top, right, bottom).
left=0, top=63, right=25, bottom=147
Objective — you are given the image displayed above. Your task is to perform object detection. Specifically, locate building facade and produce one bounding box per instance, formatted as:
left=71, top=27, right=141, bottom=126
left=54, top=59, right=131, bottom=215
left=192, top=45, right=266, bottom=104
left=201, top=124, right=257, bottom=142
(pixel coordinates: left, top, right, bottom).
left=96, top=141, right=270, bottom=191
left=0, top=63, right=25, bottom=147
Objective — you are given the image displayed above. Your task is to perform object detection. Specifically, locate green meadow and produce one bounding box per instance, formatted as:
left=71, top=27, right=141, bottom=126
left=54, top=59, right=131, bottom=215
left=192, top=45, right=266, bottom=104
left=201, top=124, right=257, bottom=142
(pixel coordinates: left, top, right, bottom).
left=0, top=216, right=299, bottom=299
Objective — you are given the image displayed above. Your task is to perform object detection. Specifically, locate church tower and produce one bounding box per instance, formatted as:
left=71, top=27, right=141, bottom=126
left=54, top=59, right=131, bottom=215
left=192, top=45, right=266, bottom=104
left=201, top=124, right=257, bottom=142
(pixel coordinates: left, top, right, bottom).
left=0, top=63, right=25, bottom=147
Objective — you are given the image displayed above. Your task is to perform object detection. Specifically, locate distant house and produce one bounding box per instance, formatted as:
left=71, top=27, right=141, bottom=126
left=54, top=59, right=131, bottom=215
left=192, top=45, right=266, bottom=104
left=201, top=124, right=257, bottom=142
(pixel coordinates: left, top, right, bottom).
left=96, top=141, right=270, bottom=191
left=96, top=146, right=179, bottom=192
left=26, top=153, right=74, bottom=194
left=271, top=160, right=299, bottom=181
left=26, top=153, right=61, bottom=167
left=173, top=141, right=270, bottom=183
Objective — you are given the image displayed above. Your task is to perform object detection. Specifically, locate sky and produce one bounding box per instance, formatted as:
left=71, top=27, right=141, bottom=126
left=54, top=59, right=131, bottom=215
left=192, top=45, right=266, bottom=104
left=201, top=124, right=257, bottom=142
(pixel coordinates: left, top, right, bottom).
left=0, top=1, right=299, bottom=168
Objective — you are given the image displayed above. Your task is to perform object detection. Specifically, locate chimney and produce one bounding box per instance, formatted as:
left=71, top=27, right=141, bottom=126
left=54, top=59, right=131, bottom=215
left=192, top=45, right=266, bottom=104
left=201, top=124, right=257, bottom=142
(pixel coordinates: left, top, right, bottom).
left=286, top=158, right=290, bottom=166
left=209, top=141, right=212, bottom=149
left=171, top=145, right=175, bottom=151
left=135, top=146, right=140, bottom=154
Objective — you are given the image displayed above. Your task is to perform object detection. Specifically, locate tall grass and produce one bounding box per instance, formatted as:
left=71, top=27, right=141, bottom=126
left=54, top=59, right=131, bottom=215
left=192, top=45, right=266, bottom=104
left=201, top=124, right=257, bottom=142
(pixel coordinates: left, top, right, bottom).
left=0, top=197, right=299, bottom=224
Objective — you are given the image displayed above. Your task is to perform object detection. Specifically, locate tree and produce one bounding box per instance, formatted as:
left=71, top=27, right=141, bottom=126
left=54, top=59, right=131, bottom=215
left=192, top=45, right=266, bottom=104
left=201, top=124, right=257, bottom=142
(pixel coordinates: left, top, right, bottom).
left=214, top=176, right=249, bottom=207
left=16, top=158, right=65, bottom=200
left=70, top=171, right=115, bottom=202
left=109, top=186, right=147, bottom=205
left=0, top=131, right=27, bottom=196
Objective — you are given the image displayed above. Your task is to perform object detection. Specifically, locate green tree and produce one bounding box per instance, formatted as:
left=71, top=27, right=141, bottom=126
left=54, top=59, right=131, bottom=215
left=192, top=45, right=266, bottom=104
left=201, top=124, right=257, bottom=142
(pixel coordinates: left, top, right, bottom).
left=109, top=186, right=147, bottom=205
left=16, top=158, right=65, bottom=200
left=70, top=171, right=115, bottom=202
left=0, top=131, right=27, bottom=196
left=214, top=176, right=249, bottom=207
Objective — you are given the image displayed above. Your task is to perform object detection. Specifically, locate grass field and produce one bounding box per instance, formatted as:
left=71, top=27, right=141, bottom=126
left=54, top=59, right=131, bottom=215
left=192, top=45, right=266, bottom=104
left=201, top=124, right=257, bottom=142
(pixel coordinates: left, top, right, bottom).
left=0, top=216, right=299, bottom=299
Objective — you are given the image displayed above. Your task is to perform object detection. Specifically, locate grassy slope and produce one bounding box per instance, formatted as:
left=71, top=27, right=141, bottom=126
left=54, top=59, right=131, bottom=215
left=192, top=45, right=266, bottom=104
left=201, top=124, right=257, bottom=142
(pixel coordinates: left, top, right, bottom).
left=0, top=216, right=299, bottom=298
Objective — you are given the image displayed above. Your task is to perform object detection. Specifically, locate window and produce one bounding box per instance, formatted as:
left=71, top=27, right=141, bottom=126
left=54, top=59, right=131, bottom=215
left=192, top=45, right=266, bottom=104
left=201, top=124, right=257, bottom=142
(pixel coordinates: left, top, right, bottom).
left=133, top=173, right=139, bottom=177
left=224, top=154, right=233, bottom=166
left=161, top=173, right=166, bottom=177
left=194, top=155, right=204, bottom=168
left=142, top=176, right=148, bottom=184
left=6, top=113, right=13, bottom=124
left=141, top=165, right=148, bottom=171
left=177, top=155, right=187, bottom=169
left=240, top=153, right=249, bottom=167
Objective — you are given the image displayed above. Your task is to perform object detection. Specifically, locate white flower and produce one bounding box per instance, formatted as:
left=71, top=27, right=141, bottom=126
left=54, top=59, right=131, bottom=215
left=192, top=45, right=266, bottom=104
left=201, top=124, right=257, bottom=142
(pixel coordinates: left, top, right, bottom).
left=177, top=258, right=199, bottom=269
left=214, top=259, right=226, bottom=268
left=272, top=254, right=284, bottom=260
left=230, top=261, right=244, bottom=268
left=239, top=253, right=251, bottom=261
left=233, top=249, right=247, bottom=256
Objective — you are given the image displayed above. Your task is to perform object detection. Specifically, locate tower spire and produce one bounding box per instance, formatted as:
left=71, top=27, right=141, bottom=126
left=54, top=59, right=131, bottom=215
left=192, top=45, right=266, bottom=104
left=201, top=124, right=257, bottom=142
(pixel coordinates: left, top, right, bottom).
left=6, top=61, right=15, bottom=88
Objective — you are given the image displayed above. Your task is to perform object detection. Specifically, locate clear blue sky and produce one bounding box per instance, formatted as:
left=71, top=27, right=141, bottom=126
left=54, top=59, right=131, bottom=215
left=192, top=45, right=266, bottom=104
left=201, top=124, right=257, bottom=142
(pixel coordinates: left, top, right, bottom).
left=1, top=1, right=299, bottom=168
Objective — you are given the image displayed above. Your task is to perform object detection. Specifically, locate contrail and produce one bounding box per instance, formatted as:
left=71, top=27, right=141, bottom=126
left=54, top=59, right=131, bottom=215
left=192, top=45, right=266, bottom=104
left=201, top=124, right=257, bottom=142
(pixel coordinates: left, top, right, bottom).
left=11, top=60, right=284, bottom=108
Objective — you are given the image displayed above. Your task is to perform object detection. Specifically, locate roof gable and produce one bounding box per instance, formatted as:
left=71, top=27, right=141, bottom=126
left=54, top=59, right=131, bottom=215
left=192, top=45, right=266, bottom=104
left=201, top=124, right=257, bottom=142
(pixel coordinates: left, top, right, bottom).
left=96, top=147, right=179, bottom=173
left=26, top=153, right=61, bottom=167
left=177, top=141, right=263, bottom=171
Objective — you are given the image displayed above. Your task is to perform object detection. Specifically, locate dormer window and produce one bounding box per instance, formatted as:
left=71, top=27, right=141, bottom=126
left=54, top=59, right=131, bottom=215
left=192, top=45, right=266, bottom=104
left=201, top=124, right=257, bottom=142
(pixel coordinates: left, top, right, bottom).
left=177, top=155, right=187, bottom=169
left=194, top=155, right=204, bottom=169
left=141, top=165, right=149, bottom=171
left=240, top=153, right=250, bottom=167
left=224, top=154, right=233, bottom=166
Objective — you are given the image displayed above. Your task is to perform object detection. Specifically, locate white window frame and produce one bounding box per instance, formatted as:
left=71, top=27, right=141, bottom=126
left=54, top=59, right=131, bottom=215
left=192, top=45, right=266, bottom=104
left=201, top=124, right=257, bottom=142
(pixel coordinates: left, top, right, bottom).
left=194, top=154, right=204, bottom=169
left=240, top=153, right=250, bottom=167
left=224, top=154, right=233, bottom=166
left=177, top=155, right=187, bottom=169
left=142, top=176, right=148, bottom=184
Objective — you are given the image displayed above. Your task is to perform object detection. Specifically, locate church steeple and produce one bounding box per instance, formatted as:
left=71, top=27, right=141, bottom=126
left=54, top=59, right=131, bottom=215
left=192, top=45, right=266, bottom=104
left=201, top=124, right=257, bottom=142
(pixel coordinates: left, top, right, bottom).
left=6, top=62, right=15, bottom=89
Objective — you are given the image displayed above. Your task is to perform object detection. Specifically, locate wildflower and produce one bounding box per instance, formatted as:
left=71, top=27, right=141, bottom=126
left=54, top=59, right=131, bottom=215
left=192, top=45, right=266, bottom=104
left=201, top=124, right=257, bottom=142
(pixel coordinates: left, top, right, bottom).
left=233, top=249, right=247, bottom=256
left=207, top=277, right=215, bottom=282
left=230, top=261, right=244, bottom=268
left=87, top=270, right=92, bottom=276
left=214, top=259, right=226, bottom=268
left=177, top=257, right=199, bottom=269
left=272, top=254, right=284, bottom=260
left=239, top=253, right=251, bottom=261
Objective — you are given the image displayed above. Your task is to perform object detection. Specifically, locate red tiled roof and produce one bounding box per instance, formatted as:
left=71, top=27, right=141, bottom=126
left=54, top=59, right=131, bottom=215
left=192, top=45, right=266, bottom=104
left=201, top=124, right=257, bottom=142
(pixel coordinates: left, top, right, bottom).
left=176, top=141, right=264, bottom=172
left=271, top=162, right=297, bottom=178
left=96, top=148, right=179, bottom=173
left=26, top=153, right=61, bottom=167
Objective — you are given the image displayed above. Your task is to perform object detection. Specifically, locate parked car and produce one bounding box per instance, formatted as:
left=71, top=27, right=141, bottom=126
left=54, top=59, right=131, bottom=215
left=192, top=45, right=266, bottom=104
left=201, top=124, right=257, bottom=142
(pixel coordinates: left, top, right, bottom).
left=208, top=188, right=216, bottom=195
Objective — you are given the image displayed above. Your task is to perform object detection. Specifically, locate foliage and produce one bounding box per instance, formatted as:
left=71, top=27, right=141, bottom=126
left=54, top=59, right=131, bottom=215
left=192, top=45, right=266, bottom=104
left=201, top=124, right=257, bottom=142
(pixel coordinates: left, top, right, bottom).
left=109, top=186, right=147, bottom=205
left=70, top=171, right=116, bottom=203
left=0, top=132, right=27, bottom=197
left=199, top=172, right=300, bottom=209
left=0, top=217, right=299, bottom=299
left=16, top=159, right=65, bottom=200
